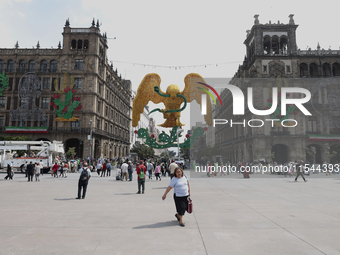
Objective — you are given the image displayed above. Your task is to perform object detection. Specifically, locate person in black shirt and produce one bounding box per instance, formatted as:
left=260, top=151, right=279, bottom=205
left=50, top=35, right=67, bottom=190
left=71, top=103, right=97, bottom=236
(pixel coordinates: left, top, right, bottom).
left=27, top=161, right=34, bottom=182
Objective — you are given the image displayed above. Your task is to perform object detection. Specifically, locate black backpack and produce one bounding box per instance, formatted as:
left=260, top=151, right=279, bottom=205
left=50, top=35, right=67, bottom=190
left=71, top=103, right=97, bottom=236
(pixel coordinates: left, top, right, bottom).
left=80, top=168, right=89, bottom=181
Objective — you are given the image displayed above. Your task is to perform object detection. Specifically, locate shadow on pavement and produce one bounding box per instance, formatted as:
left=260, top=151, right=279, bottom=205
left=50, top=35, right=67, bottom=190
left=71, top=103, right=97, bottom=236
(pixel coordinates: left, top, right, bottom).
left=54, top=198, right=77, bottom=201
left=133, top=221, right=177, bottom=229
left=152, top=187, right=167, bottom=189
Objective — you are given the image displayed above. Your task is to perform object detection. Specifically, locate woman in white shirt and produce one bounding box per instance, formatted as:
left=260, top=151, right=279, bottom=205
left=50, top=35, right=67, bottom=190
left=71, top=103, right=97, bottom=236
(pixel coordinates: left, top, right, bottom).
left=162, top=167, right=190, bottom=227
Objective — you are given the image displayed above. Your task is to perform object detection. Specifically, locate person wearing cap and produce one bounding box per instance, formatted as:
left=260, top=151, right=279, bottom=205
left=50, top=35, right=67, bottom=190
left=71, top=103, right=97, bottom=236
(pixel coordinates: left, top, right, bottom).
left=136, top=160, right=146, bottom=194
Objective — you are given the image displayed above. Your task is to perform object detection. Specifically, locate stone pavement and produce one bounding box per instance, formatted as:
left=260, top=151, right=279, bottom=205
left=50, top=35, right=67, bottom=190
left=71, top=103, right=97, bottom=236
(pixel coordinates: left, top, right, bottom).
left=0, top=170, right=340, bottom=255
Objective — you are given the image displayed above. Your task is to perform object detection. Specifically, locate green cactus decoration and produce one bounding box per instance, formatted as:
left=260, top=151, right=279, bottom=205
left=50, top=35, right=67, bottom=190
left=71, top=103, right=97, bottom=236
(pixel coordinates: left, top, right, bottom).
left=0, top=72, right=9, bottom=96
left=135, top=126, right=205, bottom=149
left=51, top=73, right=82, bottom=121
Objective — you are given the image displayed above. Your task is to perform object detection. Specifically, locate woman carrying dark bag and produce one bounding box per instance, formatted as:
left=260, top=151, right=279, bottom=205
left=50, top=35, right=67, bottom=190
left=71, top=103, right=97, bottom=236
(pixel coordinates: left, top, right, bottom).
left=162, top=167, right=190, bottom=227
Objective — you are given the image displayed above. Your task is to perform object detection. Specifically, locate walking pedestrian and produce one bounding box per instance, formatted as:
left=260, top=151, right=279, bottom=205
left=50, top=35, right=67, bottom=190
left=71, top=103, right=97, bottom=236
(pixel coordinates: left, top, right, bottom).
left=169, top=159, right=178, bottom=178
left=39, top=160, right=44, bottom=175
left=147, top=160, right=154, bottom=180
left=136, top=160, right=146, bottom=194
left=162, top=167, right=190, bottom=227
left=76, top=162, right=91, bottom=199
left=106, top=161, right=112, bottom=177
left=4, top=162, right=13, bottom=180
left=101, top=162, right=107, bottom=177
left=96, top=161, right=102, bottom=176
left=121, top=160, right=129, bottom=181
left=295, top=160, right=308, bottom=182
left=52, top=162, right=59, bottom=177
left=27, top=161, right=34, bottom=182
left=34, top=162, right=40, bottom=182
left=155, top=162, right=161, bottom=181
left=128, top=161, right=133, bottom=181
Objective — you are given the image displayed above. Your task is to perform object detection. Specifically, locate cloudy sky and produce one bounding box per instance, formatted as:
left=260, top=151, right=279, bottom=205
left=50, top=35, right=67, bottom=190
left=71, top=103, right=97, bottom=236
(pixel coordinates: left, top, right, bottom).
left=1, top=0, right=340, bottom=140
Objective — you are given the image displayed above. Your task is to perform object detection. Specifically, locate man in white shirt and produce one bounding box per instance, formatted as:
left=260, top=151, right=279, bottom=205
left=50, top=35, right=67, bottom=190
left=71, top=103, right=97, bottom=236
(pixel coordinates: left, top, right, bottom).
left=169, top=159, right=178, bottom=178
left=76, top=162, right=92, bottom=199
left=147, top=161, right=154, bottom=180
left=39, top=160, right=44, bottom=175
left=121, top=160, right=129, bottom=181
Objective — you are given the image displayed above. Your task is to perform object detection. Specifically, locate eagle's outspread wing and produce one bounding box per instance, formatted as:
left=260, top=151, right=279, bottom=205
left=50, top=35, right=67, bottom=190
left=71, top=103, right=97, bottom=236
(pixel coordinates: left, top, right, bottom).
left=181, top=73, right=213, bottom=126
left=132, top=73, right=165, bottom=127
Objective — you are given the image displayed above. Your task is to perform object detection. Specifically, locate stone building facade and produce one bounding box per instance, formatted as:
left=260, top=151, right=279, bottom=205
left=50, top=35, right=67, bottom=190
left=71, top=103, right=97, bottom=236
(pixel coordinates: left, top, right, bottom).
left=0, top=19, right=132, bottom=159
left=214, top=15, right=340, bottom=164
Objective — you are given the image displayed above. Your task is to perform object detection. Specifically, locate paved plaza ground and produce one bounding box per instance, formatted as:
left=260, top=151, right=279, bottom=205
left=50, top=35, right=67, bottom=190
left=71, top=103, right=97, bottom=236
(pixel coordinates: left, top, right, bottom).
left=0, top=170, right=340, bottom=255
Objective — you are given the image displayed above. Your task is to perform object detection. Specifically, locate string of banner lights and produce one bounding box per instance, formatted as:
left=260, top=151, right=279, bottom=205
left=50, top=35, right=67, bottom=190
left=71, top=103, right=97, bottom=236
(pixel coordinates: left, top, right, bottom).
left=111, top=60, right=242, bottom=70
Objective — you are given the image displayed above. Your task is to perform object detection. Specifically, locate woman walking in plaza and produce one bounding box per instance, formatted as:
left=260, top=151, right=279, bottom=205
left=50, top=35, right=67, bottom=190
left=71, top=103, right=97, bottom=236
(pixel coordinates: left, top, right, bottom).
left=162, top=167, right=190, bottom=227
left=155, top=162, right=161, bottom=181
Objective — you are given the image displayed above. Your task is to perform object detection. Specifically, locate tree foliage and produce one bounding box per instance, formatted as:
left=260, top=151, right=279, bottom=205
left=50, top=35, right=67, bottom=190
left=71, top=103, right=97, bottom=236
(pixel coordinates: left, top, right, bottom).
left=66, top=147, right=77, bottom=158
left=130, top=142, right=155, bottom=159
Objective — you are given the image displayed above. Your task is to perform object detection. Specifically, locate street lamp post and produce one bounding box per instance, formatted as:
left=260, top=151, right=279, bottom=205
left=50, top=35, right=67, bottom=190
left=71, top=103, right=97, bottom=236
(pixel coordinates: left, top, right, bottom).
left=177, top=128, right=184, bottom=158
left=89, top=118, right=93, bottom=166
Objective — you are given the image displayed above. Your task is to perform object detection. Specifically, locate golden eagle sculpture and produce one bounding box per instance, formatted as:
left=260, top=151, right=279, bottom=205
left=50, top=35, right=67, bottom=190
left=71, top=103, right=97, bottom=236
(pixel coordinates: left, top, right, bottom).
left=132, top=73, right=213, bottom=128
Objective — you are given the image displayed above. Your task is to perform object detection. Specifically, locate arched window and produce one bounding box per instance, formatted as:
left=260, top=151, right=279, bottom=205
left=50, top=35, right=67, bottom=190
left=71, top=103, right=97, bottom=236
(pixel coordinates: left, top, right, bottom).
left=263, top=35, right=271, bottom=55
left=50, top=60, right=57, bottom=73
left=322, top=63, right=331, bottom=77
left=84, top=39, right=89, bottom=49
left=71, top=39, right=76, bottom=49
left=7, top=60, right=14, bottom=72
left=28, top=60, right=36, bottom=72
left=332, top=63, right=340, bottom=76
left=309, top=63, right=319, bottom=77
left=300, top=63, right=308, bottom=77
left=0, top=60, right=4, bottom=73
left=19, top=60, right=26, bottom=72
left=272, top=35, right=279, bottom=55
left=77, top=40, right=82, bottom=49
left=40, top=60, right=47, bottom=72
left=280, top=36, right=288, bottom=55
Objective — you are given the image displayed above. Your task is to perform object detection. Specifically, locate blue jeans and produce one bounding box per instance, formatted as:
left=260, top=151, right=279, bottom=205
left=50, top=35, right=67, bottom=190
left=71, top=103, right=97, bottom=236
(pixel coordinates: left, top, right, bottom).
left=128, top=169, right=133, bottom=181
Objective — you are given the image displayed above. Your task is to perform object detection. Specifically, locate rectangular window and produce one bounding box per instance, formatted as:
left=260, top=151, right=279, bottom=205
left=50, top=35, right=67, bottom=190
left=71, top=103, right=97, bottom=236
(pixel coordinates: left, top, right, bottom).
left=105, top=106, right=108, bottom=117
left=15, top=78, right=20, bottom=91
left=6, top=97, right=11, bottom=110
left=98, top=83, right=102, bottom=95
left=43, top=78, right=50, bottom=89
left=74, top=78, right=82, bottom=89
left=97, top=101, right=101, bottom=113
left=286, top=65, right=291, bottom=73
left=51, top=78, right=56, bottom=91
left=0, top=116, right=4, bottom=127
left=96, top=119, right=100, bottom=129
left=41, top=97, right=49, bottom=109
left=0, top=97, right=5, bottom=108
left=0, top=62, right=4, bottom=73
left=104, top=123, right=108, bottom=132
left=40, top=119, right=47, bottom=127
left=106, top=89, right=109, bottom=100
left=13, top=97, right=18, bottom=110
left=71, top=119, right=80, bottom=128
left=74, top=59, right=83, bottom=70
left=49, top=115, right=53, bottom=128
left=308, top=116, right=318, bottom=132
left=263, top=65, right=267, bottom=73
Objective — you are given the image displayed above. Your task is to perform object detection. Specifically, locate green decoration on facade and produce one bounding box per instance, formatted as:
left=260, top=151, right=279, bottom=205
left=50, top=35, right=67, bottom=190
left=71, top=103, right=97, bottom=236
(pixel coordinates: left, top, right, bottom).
left=136, top=126, right=205, bottom=149
left=51, top=73, right=82, bottom=121
left=0, top=72, right=9, bottom=96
